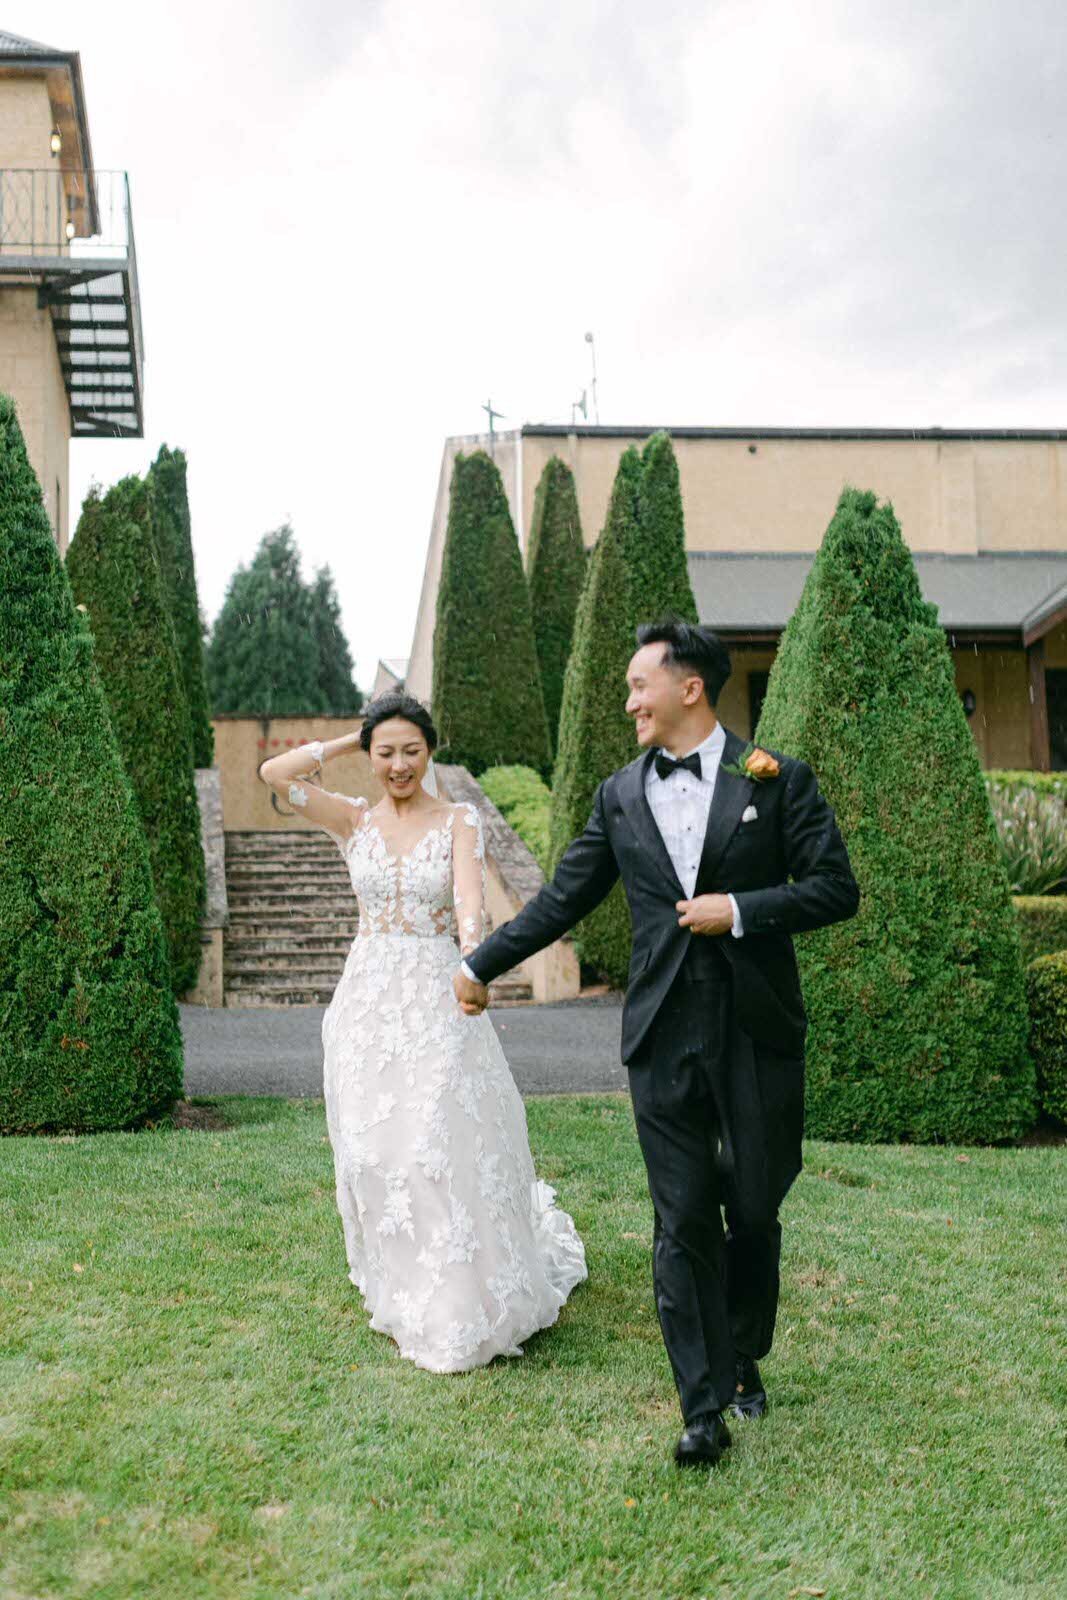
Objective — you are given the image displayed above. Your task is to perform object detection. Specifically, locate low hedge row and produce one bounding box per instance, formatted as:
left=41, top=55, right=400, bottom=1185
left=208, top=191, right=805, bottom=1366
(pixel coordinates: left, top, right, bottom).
left=479, top=765, right=552, bottom=874
left=1025, top=953, right=1067, bottom=1124
left=1012, top=896, right=1067, bottom=965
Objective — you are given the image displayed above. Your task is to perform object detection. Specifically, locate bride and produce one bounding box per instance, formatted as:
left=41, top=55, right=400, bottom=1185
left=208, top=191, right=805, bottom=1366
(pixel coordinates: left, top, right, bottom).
left=258, top=692, right=586, bottom=1372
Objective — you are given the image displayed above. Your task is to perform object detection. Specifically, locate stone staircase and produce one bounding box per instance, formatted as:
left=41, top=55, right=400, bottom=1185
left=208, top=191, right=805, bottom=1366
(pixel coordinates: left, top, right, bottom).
left=222, top=829, right=531, bottom=1007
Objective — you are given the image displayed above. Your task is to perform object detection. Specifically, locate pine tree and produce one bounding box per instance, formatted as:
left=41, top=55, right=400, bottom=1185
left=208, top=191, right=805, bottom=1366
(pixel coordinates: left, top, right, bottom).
left=755, top=486, right=1036, bottom=1143
left=148, top=445, right=215, bottom=766
left=309, top=565, right=363, bottom=715
left=0, top=397, right=183, bottom=1131
left=634, top=430, right=699, bottom=623
left=548, top=447, right=643, bottom=984
left=526, top=456, right=586, bottom=755
left=432, top=451, right=551, bottom=775
left=66, top=477, right=207, bottom=996
left=205, top=525, right=320, bottom=715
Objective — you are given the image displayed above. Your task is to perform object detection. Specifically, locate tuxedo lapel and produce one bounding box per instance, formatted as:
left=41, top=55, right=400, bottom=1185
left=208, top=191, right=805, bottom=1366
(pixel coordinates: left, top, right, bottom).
left=617, top=750, right=685, bottom=899
left=695, top=726, right=755, bottom=895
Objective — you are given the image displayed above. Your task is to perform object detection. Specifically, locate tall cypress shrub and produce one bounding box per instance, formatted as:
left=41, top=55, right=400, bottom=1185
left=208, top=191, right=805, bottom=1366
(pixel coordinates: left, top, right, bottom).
left=67, top=477, right=206, bottom=997
left=755, top=486, right=1036, bottom=1144
left=549, top=448, right=643, bottom=985
left=0, top=397, right=183, bottom=1131
left=309, top=565, right=363, bottom=715
left=526, top=456, right=586, bottom=755
left=205, top=524, right=320, bottom=715
left=148, top=444, right=215, bottom=766
left=634, top=431, right=699, bottom=623
left=432, top=450, right=550, bottom=775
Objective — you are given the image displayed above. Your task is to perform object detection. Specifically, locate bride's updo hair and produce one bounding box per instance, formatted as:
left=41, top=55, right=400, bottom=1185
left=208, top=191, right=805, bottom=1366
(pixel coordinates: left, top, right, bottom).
left=359, top=692, right=439, bottom=753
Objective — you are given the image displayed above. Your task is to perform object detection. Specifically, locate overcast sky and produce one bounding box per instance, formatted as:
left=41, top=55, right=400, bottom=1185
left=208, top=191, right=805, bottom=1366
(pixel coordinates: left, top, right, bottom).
left=19, top=1, right=1067, bottom=688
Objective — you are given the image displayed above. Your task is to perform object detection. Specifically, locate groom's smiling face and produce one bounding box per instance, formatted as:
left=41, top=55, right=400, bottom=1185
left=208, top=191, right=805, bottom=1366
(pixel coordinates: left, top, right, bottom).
left=626, top=643, right=709, bottom=750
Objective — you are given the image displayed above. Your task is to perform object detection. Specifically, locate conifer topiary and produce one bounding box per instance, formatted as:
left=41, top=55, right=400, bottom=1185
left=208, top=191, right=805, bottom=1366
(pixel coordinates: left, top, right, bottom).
left=205, top=524, right=320, bottom=715
left=634, top=431, right=699, bottom=622
left=67, top=477, right=206, bottom=997
left=0, top=397, right=183, bottom=1131
left=148, top=445, right=215, bottom=767
left=755, top=486, right=1036, bottom=1144
left=549, top=447, right=643, bottom=984
left=432, top=450, right=551, bottom=775
left=526, top=456, right=586, bottom=754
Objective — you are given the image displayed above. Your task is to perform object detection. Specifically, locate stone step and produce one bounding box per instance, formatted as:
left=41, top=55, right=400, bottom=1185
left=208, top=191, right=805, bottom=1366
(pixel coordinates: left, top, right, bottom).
left=224, top=953, right=348, bottom=978
left=225, top=935, right=354, bottom=957
left=226, top=831, right=343, bottom=854
left=227, top=866, right=354, bottom=889
left=226, top=892, right=358, bottom=914
left=222, top=975, right=533, bottom=1008
left=226, top=916, right=359, bottom=940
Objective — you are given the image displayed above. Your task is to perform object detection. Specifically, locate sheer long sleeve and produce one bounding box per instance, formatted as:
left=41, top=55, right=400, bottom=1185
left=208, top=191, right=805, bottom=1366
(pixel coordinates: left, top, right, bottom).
left=258, top=740, right=363, bottom=846
left=452, top=803, right=487, bottom=956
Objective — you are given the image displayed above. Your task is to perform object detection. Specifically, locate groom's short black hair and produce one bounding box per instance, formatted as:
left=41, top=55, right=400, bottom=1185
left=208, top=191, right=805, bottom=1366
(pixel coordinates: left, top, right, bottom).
left=635, top=617, right=732, bottom=706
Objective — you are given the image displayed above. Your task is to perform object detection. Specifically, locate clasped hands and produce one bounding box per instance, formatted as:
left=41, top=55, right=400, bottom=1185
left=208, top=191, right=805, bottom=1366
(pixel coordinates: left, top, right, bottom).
left=453, top=969, right=489, bottom=1016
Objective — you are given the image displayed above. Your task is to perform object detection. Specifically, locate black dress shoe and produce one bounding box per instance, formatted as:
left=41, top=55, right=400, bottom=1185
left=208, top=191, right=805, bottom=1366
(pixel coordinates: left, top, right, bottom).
left=674, top=1410, right=732, bottom=1468
left=728, top=1355, right=768, bottom=1420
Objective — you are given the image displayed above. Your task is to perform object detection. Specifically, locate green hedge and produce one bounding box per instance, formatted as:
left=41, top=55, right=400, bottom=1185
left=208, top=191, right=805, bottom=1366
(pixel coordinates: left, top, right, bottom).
left=432, top=451, right=550, bottom=776
left=1025, top=953, right=1067, bottom=1123
left=1012, top=896, right=1067, bottom=965
left=0, top=395, right=183, bottom=1132
left=755, top=486, right=1036, bottom=1144
left=526, top=457, right=586, bottom=757
left=549, top=448, right=643, bottom=986
left=633, top=431, right=699, bottom=623
left=479, top=765, right=552, bottom=872
left=148, top=445, right=215, bottom=767
left=986, top=769, right=1067, bottom=796
left=67, top=476, right=206, bottom=996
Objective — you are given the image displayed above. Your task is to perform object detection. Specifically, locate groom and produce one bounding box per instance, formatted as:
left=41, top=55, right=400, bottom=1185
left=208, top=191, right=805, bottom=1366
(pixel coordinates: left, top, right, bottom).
left=454, top=619, right=860, bottom=1467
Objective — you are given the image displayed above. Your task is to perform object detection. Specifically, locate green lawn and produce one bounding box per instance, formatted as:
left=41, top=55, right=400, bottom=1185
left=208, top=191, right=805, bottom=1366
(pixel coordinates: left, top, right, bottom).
left=1, top=1094, right=1064, bottom=1600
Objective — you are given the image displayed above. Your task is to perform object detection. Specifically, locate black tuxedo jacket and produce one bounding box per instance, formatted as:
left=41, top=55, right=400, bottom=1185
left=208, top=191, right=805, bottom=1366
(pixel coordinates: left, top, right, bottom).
left=466, top=726, right=860, bottom=1065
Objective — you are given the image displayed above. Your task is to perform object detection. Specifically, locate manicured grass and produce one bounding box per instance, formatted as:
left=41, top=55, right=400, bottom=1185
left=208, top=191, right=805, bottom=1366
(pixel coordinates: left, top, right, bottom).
left=1, top=1095, right=1064, bottom=1599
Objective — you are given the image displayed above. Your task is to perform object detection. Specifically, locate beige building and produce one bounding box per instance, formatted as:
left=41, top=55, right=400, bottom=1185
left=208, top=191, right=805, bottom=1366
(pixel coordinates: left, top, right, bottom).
left=407, top=424, right=1067, bottom=771
left=0, top=30, right=143, bottom=551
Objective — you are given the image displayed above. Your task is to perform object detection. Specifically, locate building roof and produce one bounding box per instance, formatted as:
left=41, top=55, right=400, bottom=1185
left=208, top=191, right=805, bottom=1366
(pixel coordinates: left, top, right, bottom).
left=524, top=424, right=1067, bottom=442
left=0, top=29, right=65, bottom=55
left=686, top=550, right=1067, bottom=639
left=379, top=657, right=409, bottom=679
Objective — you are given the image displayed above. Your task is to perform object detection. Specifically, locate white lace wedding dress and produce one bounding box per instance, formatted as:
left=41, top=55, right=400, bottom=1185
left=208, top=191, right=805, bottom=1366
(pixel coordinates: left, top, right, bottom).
left=313, top=793, right=587, bottom=1373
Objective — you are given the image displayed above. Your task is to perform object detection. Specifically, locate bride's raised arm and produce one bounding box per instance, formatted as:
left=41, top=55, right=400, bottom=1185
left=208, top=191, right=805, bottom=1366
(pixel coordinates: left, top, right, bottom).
left=452, top=802, right=487, bottom=956
left=258, top=735, right=363, bottom=842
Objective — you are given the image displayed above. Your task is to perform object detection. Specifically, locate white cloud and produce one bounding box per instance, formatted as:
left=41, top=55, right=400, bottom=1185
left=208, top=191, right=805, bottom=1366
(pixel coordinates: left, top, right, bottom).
left=12, top=0, right=1067, bottom=687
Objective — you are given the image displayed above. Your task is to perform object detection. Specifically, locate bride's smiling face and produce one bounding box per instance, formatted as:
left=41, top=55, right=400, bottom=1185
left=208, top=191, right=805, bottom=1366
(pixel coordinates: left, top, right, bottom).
left=369, top=717, right=431, bottom=800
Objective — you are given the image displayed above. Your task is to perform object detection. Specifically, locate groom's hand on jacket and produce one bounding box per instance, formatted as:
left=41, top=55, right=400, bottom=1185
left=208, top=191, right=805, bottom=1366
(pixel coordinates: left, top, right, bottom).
left=676, top=894, right=735, bottom=936
left=454, top=969, right=490, bottom=1015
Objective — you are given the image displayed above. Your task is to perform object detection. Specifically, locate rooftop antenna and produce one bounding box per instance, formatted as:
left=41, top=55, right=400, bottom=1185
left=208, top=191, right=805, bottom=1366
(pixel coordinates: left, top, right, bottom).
left=482, top=398, right=506, bottom=457
left=584, top=331, right=599, bottom=423
left=571, top=389, right=588, bottom=427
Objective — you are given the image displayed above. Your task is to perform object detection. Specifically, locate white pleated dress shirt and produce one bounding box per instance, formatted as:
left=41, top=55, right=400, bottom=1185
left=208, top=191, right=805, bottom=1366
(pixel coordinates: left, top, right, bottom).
left=644, top=722, right=744, bottom=937
left=461, top=725, right=743, bottom=981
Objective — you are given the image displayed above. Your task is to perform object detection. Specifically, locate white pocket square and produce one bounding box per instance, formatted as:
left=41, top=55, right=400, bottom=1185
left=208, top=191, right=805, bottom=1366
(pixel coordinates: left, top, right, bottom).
left=741, top=804, right=758, bottom=822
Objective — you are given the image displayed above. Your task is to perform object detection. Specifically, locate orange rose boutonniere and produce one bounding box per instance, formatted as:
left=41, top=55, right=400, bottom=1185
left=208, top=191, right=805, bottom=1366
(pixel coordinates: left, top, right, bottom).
left=721, top=742, right=781, bottom=782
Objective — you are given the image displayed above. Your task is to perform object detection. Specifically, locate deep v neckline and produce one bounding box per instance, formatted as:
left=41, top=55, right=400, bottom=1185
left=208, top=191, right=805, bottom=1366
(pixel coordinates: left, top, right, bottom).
left=360, top=807, right=455, bottom=865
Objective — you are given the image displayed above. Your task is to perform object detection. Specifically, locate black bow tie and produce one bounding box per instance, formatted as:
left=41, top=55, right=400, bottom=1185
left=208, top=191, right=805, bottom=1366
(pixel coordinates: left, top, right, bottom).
left=655, top=750, right=702, bottom=782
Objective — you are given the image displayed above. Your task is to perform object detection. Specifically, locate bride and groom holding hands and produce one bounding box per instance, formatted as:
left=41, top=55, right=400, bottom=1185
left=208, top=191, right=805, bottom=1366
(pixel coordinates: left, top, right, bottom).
left=259, top=618, right=859, bottom=1470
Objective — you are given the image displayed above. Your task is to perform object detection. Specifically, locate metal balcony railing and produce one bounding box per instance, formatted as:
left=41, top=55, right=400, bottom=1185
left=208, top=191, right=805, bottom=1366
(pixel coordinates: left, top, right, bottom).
left=0, top=169, right=144, bottom=438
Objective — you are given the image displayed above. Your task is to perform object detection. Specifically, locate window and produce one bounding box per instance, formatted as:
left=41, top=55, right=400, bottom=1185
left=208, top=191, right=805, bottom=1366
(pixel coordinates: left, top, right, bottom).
left=748, top=670, right=770, bottom=738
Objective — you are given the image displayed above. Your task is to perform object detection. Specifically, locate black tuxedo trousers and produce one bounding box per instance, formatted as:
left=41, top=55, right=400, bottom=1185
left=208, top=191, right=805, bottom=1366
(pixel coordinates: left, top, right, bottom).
left=628, top=936, right=795, bottom=1420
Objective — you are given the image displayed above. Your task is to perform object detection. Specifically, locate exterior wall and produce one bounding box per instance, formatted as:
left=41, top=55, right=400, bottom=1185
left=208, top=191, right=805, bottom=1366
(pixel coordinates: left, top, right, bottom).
left=0, top=285, right=69, bottom=546
left=0, top=74, right=58, bottom=168
left=0, top=73, right=73, bottom=547
left=214, top=715, right=379, bottom=831
left=406, top=430, right=523, bottom=703
left=520, top=431, right=1067, bottom=557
